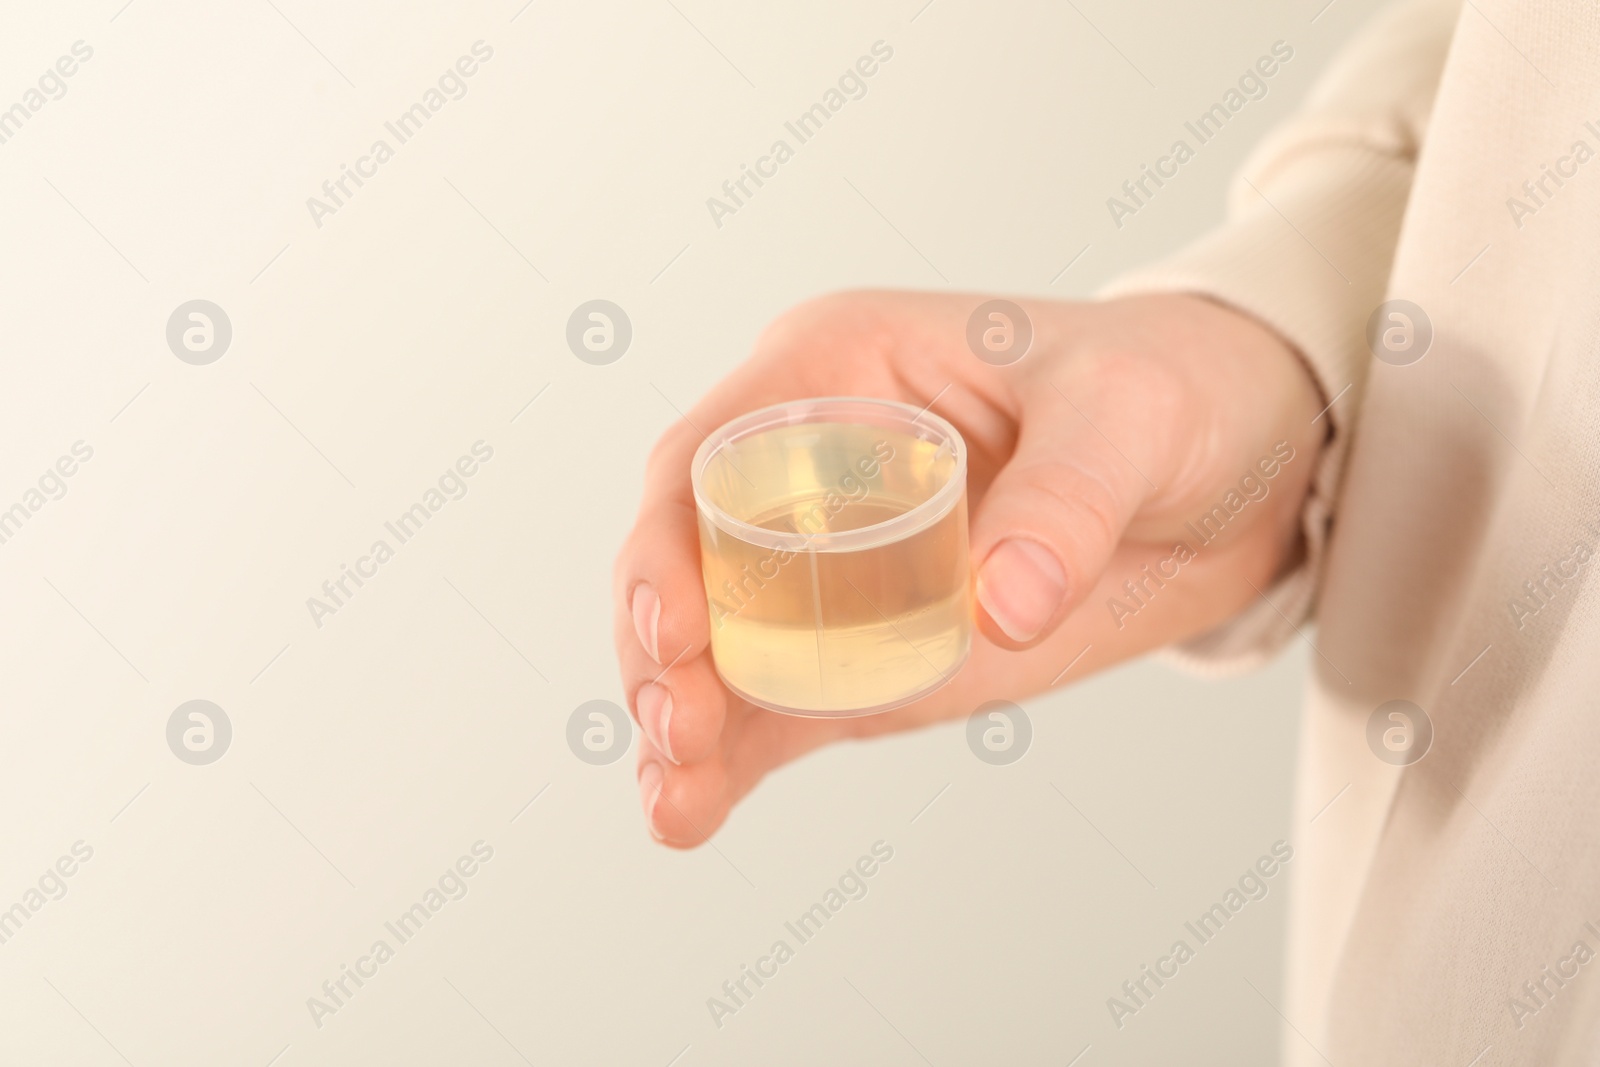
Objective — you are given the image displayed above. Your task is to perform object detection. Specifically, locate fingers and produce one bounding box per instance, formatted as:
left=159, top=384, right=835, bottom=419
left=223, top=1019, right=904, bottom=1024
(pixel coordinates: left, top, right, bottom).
left=613, top=606, right=728, bottom=766
left=615, top=600, right=738, bottom=848
left=611, top=418, right=736, bottom=769
left=637, top=730, right=732, bottom=847
left=968, top=362, right=1176, bottom=650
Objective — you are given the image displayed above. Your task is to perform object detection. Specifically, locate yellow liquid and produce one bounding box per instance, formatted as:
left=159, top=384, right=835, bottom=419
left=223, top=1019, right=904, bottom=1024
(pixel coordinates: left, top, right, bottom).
left=696, top=421, right=971, bottom=715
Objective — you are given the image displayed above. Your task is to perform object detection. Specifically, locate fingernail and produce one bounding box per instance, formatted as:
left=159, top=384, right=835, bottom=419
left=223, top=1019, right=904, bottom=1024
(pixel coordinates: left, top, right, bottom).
left=638, top=761, right=665, bottom=839
left=976, top=538, right=1068, bottom=643
left=631, top=582, right=661, bottom=663
left=636, top=683, right=677, bottom=764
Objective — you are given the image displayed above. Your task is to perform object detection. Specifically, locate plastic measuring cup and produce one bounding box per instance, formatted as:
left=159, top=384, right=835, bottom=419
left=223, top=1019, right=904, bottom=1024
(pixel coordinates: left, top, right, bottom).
left=691, top=396, right=972, bottom=716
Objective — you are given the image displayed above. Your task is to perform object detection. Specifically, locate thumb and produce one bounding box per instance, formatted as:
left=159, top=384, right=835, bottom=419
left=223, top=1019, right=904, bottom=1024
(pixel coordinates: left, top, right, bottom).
left=969, top=381, right=1159, bottom=650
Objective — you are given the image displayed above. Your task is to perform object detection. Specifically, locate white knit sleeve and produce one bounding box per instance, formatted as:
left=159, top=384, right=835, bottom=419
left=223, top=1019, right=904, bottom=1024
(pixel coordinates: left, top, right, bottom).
left=1099, top=0, right=1463, bottom=670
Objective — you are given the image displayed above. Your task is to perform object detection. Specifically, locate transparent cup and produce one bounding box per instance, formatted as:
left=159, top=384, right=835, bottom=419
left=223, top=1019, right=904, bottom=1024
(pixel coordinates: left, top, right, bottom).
left=691, top=397, right=972, bottom=717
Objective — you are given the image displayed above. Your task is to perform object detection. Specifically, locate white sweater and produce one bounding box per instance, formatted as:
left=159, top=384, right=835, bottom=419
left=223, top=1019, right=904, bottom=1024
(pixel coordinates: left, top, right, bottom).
left=1108, top=1, right=1600, bottom=1062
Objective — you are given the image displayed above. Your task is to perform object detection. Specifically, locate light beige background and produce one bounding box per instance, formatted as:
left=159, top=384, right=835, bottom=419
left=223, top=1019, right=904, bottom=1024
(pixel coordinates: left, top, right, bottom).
left=0, top=1, right=1382, bottom=1063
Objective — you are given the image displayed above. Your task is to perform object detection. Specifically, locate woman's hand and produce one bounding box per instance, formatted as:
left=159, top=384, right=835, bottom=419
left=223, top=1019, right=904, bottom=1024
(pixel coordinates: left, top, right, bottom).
left=613, top=290, right=1324, bottom=846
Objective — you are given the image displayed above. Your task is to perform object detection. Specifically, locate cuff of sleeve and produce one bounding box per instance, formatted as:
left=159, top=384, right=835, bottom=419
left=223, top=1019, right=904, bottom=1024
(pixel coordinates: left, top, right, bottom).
left=1098, top=146, right=1412, bottom=674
